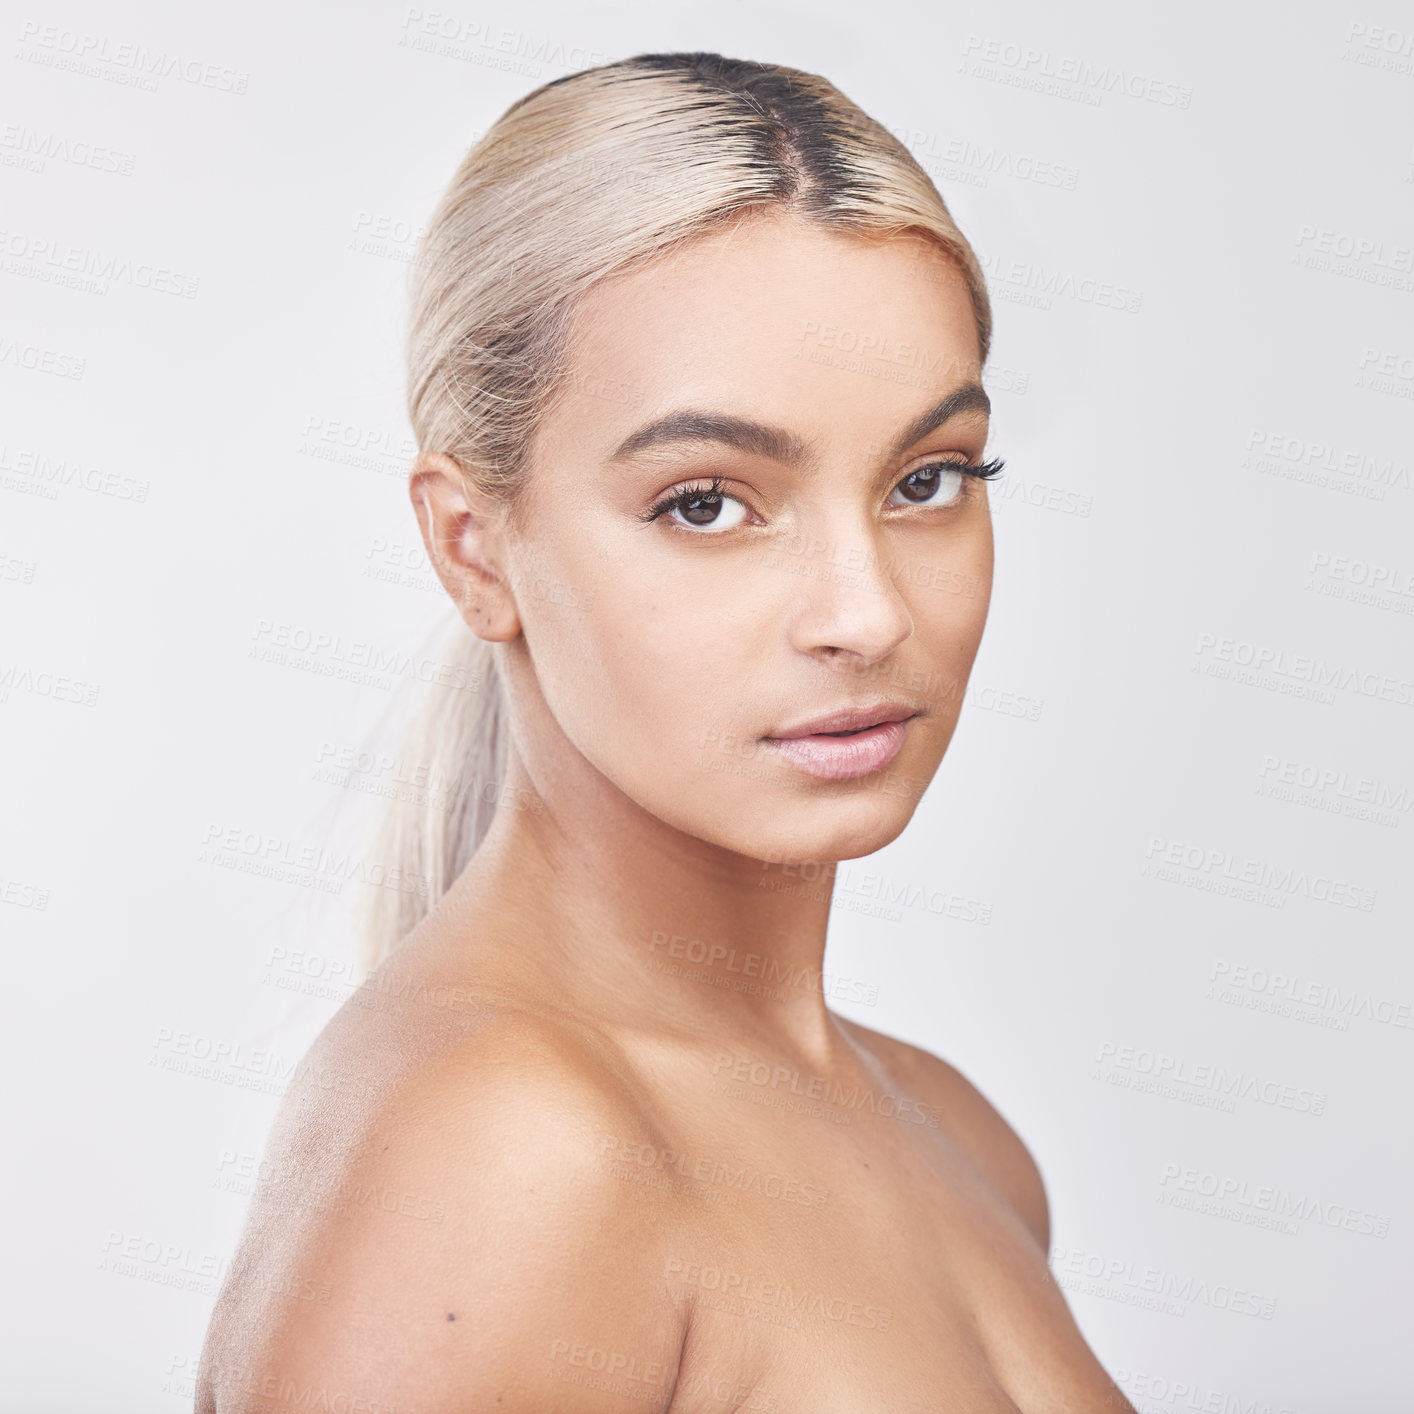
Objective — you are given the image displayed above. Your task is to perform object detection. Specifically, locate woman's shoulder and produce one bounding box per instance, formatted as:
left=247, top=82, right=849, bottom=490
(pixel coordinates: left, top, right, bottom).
left=275, top=965, right=687, bottom=1239
left=835, top=1013, right=1051, bottom=1252
left=288, top=937, right=671, bottom=1144
left=199, top=979, right=688, bottom=1412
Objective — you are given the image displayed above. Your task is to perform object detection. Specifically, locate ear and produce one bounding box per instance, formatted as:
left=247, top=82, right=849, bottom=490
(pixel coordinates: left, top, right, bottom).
left=408, top=451, right=521, bottom=642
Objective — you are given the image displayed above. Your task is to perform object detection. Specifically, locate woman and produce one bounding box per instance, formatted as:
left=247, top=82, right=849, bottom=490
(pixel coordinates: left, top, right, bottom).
left=198, top=51, right=1135, bottom=1413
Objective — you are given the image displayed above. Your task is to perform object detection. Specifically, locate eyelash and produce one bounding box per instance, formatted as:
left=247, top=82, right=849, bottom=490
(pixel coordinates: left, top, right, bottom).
left=638, top=456, right=1007, bottom=528
left=639, top=473, right=734, bottom=525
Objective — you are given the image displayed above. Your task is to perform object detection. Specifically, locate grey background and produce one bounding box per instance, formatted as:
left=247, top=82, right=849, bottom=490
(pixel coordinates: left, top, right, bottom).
left=2, top=0, right=1410, bottom=1408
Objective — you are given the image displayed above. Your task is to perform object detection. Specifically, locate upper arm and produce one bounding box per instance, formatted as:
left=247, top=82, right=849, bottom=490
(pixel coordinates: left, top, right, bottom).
left=202, top=1025, right=688, bottom=1413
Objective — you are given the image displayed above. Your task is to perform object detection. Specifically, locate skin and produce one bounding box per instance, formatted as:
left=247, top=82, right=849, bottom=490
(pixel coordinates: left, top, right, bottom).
left=196, top=212, right=1136, bottom=1413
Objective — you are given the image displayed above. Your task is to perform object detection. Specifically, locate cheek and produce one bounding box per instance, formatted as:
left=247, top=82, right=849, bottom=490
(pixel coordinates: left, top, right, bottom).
left=521, top=535, right=752, bottom=760
left=906, top=533, right=993, bottom=712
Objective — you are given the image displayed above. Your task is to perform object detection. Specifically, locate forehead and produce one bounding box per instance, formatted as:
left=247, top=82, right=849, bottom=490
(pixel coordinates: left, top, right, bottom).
left=551, top=214, right=983, bottom=454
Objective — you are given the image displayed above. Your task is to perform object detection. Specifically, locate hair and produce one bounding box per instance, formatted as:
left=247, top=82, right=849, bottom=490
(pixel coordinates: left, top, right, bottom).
left=358, top=50, right=994, bottom=974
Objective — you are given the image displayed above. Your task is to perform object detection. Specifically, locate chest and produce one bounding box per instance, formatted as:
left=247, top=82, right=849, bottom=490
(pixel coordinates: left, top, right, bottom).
left=622, top=1109, right=1119, bottom=1413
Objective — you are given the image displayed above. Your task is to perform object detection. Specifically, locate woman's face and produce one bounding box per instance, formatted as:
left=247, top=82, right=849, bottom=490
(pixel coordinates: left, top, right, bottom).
left=499, top=211, right=994, bottom=866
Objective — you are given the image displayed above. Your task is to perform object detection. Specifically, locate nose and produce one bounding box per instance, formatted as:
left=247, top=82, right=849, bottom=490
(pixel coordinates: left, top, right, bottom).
left=779, top=521, right=914, bottom=667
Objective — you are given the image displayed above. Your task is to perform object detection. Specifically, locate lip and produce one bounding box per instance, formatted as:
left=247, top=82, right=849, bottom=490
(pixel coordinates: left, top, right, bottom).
left=761, top=702, right=919, bottom=781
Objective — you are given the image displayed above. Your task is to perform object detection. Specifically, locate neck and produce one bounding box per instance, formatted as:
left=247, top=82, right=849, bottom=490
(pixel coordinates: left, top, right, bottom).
left=434, top=740, right=849, bottom=1072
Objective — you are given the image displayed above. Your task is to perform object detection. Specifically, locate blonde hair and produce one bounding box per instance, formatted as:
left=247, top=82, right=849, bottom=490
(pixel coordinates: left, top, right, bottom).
left=359, top=51, right=993, bottom=972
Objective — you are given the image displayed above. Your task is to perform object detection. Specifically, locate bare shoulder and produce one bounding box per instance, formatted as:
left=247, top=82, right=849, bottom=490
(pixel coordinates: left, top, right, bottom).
left=197, top=982, right=689, bottom=1414
left=836, top=1014, right=1050, bottom=1252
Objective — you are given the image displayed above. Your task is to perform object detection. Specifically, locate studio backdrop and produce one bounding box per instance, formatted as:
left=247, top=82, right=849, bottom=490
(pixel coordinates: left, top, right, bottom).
left=2, top=1, right=1410, bottom=1410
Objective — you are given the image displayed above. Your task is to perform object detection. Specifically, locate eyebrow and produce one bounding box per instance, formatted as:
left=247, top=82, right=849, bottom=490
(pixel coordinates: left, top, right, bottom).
left=608, top=382, right=991, bottom=466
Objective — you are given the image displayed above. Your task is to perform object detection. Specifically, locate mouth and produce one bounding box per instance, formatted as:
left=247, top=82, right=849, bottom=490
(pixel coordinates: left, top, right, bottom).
left=760, top=703, right=919, bottom=781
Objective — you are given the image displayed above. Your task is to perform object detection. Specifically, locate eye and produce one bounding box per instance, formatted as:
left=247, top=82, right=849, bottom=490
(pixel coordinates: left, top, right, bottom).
left=887, top=462, right=967, bottom=509
left=886, top=456, right=1004, bottom=509
left=643, top=477, right=752, bottom=534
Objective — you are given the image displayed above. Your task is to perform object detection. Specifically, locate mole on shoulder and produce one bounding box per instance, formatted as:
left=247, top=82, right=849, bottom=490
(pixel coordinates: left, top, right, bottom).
left=446, top=1311, right=456, bottom=1321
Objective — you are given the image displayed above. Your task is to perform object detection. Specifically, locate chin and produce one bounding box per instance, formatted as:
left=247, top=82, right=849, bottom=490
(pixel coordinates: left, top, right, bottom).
left=784, top=797, right=919, bottom=863
left=704, top=791, right=923, bottom=870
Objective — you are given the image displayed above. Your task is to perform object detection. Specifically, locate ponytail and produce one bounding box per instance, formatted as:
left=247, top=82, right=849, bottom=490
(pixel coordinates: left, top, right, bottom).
left=357, top=613, right=506, bottom=973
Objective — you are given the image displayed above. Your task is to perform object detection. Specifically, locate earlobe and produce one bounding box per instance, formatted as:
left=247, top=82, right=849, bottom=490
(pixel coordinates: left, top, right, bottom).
left=407, top=451, right=522, bottom=643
